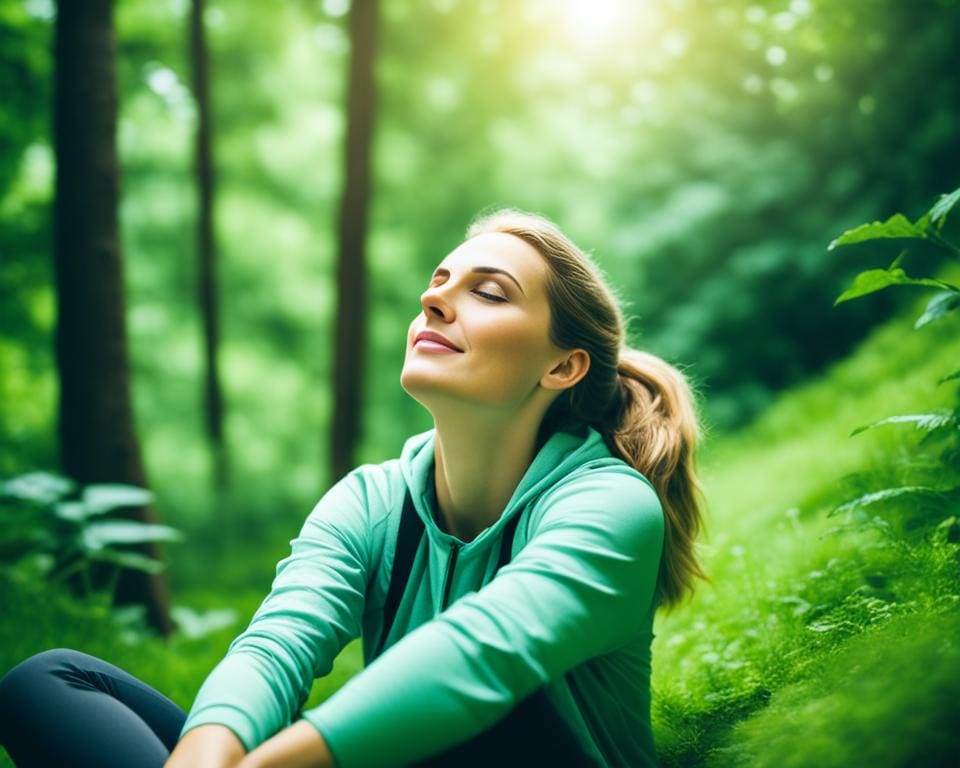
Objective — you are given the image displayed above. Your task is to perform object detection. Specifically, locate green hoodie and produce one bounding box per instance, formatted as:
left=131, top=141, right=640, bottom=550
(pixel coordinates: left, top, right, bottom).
left=180, top=426, right=665, bottom=767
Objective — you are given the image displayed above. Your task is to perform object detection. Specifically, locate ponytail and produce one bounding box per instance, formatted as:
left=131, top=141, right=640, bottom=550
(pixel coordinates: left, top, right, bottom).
left=607, top=348, right=709, bottom=609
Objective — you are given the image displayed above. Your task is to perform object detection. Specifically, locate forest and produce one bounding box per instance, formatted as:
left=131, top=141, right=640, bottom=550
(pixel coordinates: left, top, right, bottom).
left=1, top=0, right=959, bottom=765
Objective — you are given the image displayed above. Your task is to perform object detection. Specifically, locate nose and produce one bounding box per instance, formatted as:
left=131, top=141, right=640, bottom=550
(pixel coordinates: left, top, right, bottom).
left=419, top=283, right=455, bottom=323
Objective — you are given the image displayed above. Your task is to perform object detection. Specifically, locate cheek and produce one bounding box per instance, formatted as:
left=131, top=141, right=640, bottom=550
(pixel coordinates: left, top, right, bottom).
left=473, top=322, right=550, bottom=383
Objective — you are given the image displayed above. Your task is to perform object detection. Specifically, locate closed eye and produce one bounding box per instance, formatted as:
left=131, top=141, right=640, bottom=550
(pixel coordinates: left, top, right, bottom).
left=473, top=289, right=508, bottom=303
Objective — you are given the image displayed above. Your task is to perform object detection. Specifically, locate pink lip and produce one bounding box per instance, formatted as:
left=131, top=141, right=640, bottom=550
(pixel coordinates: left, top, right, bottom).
left=414, top=331, right=463, bottom=353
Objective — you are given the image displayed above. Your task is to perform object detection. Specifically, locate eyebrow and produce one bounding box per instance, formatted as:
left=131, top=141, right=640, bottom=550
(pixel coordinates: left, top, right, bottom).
left=431, top=266, right=526, bottom=295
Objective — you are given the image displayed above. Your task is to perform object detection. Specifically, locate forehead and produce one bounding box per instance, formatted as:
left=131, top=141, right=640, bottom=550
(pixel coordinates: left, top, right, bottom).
left=438, top=232, right=549, bottom=289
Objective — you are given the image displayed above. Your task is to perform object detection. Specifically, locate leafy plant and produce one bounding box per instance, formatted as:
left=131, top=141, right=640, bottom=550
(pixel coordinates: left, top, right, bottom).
left=0, top=471, right=183, bottom=600
left=827, top=187, right=960, bottom=539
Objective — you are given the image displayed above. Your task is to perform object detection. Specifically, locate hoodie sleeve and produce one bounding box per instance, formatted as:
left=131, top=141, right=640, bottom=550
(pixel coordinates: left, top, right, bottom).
left=178, top=469, right=376, bottom=751
left=302, top=468, right=664, bottom=768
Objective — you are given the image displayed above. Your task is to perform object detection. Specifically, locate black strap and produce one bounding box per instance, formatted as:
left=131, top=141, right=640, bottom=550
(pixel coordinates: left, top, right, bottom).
left=495, top=510, right=523, bottom=575
left=375, top=489, right=424, bottom=656
left=377, top=491, right=593, bottom=767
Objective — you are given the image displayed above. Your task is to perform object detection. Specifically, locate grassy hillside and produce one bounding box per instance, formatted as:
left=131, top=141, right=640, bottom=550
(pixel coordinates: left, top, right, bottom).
left=2, top=281, right=958, bottom=767
left=652, top=277, right=960, bottom=766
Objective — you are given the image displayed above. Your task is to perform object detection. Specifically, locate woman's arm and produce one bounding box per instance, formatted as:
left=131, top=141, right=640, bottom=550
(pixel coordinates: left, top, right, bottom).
left=164, top=722, right=334, bottom=768
left=164, top=724, right=246, bottom=768
left=301, top=468, right=664, bottom=768
left=236, top=721, right=336, bottom=768
left=176, top=468, right=385, bottom=755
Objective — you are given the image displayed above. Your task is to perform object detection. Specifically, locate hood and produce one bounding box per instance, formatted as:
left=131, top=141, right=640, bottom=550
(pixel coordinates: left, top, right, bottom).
left=398, top=425, right=619, bottom=547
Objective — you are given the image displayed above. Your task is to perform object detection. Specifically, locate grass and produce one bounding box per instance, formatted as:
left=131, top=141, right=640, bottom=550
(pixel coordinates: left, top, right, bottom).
left=651, top=275, right=960, bottom=766
left=1, top=281, right=959, bottom=767
left=706, top=607, right=960, bottom=768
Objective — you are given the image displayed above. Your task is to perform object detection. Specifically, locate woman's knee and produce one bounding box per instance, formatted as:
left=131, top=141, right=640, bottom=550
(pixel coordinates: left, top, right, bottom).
left=0, top=648, right=88, bottom=703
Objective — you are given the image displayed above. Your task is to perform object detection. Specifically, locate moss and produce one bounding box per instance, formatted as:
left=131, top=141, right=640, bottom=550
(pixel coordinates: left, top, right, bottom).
left=708, top=607, right=960, bottom=768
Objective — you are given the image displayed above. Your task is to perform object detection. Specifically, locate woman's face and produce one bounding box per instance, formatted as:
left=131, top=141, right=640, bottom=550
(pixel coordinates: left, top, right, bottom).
left=401, top=232, right=562, bottom=411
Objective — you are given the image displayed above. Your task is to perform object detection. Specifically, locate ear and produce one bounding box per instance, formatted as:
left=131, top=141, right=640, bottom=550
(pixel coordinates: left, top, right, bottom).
left=540, top=349, right=590, bottom=392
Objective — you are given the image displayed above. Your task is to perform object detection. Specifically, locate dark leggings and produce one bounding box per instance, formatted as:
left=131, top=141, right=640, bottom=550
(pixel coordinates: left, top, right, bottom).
left=0, top=649, right=186, bottom=768
left=0, top=648, right=597, bottom=768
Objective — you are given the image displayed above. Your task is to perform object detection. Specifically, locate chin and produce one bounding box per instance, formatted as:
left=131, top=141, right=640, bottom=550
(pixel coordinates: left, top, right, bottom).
left=401, top=368, right=470, bottom=410
left=401, top=368, right=446, bottom=400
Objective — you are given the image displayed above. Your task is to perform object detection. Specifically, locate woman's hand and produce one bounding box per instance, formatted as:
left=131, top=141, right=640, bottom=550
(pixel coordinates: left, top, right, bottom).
left=164, top=724, right=247, bottom=768
left=236, top=721, right=336, bottom=768
left=164, top=721, right=334, bottom=768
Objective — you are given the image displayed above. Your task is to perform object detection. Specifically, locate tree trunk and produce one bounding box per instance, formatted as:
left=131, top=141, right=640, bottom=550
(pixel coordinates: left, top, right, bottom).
left=190, top=0, right=227, bottom=490
left=330, top=0, right=379, bottom=483
left=53, top=0, right=173, bottom=635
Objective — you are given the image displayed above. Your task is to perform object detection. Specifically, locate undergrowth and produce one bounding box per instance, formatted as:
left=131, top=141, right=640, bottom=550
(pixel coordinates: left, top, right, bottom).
left=651, top=241, right=960, bottom=765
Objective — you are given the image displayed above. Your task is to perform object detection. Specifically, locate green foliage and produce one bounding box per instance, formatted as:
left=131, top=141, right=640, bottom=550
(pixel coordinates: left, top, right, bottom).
left=849, top=409, right=958, bottom=436
left=0, top=4, right=55, bottom=480
left=0, top=570, right=249, bottom=718
left=831, top=188, right=960, bottom=308
left=942, top=368, right=960, bottom=384
left=0, top=1, right=49, bottom=195
left=652, top=272, right=960, bottom=766
left=0, top=572, right=362, bottom=767
left=709, top=608, right=960, bottom=768
left=658, top=188, right=960, bottom=766
left=827, top=187, right=960, bottom=542
left=833, top=267, right=956, bottom=305
left=916, top=290, right=960, bottom=328
left=930, top=187, right=960, bottom=226
left=828, top=485, right=949, bottom=517
left=828, top=213, right=931, bottom=247
left=5, top=0, right=960, bottom=524
left=0, top=471, right=182, bottom=596
left=169, top=604, right=239, bottom=640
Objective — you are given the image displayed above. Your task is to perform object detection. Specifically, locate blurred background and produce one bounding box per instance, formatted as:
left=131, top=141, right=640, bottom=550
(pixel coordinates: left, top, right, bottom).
left=3, top=0, right=957, bottom=582
left=1, top=0, right=959, bottom=765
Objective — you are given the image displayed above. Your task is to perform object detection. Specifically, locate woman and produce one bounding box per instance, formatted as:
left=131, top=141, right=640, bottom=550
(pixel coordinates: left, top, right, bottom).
left=0, top=209, right=707, bottom=767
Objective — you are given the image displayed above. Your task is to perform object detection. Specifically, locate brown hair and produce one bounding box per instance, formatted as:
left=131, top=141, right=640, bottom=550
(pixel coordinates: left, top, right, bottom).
left=466, top=208, right=709, bottom=609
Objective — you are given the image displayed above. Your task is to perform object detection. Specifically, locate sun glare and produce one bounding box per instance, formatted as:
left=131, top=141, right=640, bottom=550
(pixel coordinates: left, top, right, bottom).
left=556, top=0, right=637, bottom=46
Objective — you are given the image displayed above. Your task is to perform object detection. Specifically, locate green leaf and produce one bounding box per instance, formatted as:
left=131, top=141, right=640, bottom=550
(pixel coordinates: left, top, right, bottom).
left=828, top=213, right=929, bottom=250
left=15, top=552, right=56, bottom=578
left=81, top=485, right=155, bottom=516
left=88, top=548, right=167, bottom=574
left=171, top=606, right=239, bottom=639
left=936, top=515, right=957, bottom=532
left=929, top=187, right=960, bottom=227
left=81, top=520, right=183, bottom=550
left=1, top=472, right=75, bottom=505
left=828, top=486, right=945, bottom=517
left=834, top=268, right=957, bottom=305
left=915, top=290, right=960, bottom=328
left=821, top=515, right=892, bottom=538
left=807, top=620, right=838, bottom=632
left=53, top=501, right=88, bottom=521
left=939, top=369, right=960, bottom=385
left=850, top=410, right=957, bottom=436
left=934, top=515, right=960, bottom=544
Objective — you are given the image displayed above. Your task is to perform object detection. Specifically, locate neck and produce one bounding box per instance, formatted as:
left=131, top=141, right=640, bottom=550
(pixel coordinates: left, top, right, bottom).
left=431, top=403, right=547, bottom=542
